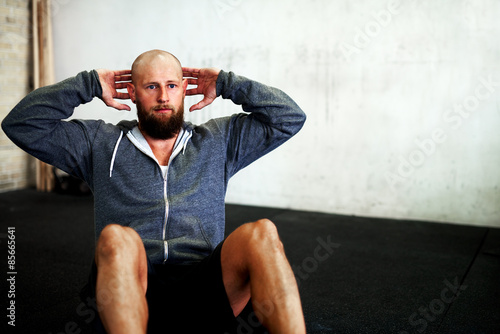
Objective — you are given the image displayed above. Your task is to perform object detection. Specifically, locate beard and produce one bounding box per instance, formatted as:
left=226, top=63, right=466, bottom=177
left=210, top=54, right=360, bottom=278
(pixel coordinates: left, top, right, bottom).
left=136, top=101, right=184, bottom=140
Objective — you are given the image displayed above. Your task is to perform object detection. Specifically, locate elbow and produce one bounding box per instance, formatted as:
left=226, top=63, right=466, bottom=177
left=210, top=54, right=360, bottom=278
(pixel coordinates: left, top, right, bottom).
left=1, top=110, right=19, bottom=140
left=293, top=107, right=307, bottom=133
left=298, top=109, right=307, bottom=127
left=287, top=98, right=306, bottom=129
left=1, top=115, right=12, bottom=137
left=1, top=112, right=23, bottom=145
left=280, top=108, right=306, bottom=138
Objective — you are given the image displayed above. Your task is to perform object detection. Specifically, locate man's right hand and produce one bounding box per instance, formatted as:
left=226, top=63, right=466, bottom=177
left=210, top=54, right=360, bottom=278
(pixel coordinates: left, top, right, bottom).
left=96, top=69, right=132, bottom=111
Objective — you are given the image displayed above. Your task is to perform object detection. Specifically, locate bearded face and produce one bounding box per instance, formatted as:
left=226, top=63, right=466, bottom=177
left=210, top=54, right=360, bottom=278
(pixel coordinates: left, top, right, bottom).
left=136, top=100, right=184, bottom=140
left=128, top=51, right=188, bottom=139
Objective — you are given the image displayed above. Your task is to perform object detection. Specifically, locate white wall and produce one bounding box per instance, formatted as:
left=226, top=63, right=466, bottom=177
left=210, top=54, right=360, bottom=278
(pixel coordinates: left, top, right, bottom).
left=51, top=0, right=500, bottom=227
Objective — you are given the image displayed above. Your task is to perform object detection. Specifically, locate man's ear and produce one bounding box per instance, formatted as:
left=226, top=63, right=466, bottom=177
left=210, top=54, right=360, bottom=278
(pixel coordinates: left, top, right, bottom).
left=127, top=83, right=136, bottom=104
left=182, top=78, right=188, bottom=97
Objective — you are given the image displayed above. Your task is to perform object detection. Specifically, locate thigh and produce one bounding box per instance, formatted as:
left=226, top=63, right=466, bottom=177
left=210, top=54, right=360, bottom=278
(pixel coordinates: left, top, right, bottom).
left=79, top=260, right=109, bottom=334
left=221, top=230, right=252, bottom=316
left=221, top=220, right=279, bottom=317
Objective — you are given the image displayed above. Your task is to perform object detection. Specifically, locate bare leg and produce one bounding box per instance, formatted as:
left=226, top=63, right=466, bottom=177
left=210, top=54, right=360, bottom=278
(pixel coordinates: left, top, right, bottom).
left=221, top=219, right=306, bottom=334
left=95, top=224, right=149, bottom=333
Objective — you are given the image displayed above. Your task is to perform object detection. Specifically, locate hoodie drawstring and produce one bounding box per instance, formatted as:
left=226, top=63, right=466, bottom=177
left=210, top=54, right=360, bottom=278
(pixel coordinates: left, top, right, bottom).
left=109, top=131, right=123, bottom=177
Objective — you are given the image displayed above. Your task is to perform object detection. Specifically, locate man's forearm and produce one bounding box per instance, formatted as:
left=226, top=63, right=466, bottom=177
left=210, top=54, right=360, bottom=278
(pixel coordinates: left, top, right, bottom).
left=1, top=70, right=102, bottom=180
left=216, top=70, right=306, bottom=135
left=1, top=70, right=101, bottom=155
left=215, top=70, right=306, bottom=176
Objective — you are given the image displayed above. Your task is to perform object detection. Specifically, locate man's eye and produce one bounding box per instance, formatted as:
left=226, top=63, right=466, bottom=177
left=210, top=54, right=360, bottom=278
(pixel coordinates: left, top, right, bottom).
left=146, top=85, right=156, bottom=90
left=168, top=84, right=176, bottom=89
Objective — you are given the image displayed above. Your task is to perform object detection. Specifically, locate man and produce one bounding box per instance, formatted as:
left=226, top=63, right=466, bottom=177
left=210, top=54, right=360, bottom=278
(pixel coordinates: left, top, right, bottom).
left=2, top=50, right=306, bottom=333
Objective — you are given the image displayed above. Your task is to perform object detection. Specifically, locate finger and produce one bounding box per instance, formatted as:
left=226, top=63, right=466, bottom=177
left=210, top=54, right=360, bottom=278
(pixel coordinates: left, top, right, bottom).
left=189, top=103, right=201, bottom=112
left=182, top=67, right=199, bottom=78
left=185, top=88, right=201, bottom=96
left=183, top=74, right=198, bottom=79
left=108, top=100, right=131, bottom=111
left=189, top=97, right=214, bottom=112
left=108, top=102, right=131, bottom=111
left=115, top=82, right=129, bottom=89
left=114, top=92, right=130, bottom=100
left=186, top=78, right=198, bottom=85
left=115, top=74, right=132, bottom=83
left=114, top=69, right=132, bottom=76
left=115, top=82, right=127, bottom=89
left=182, top=67, right=199, bottom=73
left=117, top=103, right=131, bottom=111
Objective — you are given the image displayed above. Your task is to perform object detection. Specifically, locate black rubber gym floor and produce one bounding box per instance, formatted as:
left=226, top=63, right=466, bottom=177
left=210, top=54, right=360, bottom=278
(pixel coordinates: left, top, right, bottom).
left=1, top=189, right=498, bottom=333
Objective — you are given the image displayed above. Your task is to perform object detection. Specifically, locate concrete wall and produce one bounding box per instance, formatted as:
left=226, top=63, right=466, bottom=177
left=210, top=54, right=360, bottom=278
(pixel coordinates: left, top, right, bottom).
left=0, top=0, right=32, bottom=191
left=38, top=0, right=500, bottom=226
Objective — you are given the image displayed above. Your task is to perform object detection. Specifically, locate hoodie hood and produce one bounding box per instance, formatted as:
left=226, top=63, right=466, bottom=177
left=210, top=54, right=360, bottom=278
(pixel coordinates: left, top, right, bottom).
left=116, top=119, right=138, bottom=133
left=109, top=121, right=193, bottom=177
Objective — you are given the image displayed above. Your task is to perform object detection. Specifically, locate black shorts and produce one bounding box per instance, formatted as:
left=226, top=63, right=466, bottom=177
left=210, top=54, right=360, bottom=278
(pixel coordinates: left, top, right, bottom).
left=81, top=241, right=238, bottom=333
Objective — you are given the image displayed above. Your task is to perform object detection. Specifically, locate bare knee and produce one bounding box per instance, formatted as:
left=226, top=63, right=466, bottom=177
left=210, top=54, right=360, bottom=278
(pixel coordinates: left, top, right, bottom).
left=96, top=224, right=143, bottom=264
left=243, top=219, right=284, bottom=254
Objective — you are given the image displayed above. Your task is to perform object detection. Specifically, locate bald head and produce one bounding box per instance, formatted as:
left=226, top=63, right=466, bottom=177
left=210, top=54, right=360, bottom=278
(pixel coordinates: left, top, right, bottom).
left=131, top=50, right=183, bottom=85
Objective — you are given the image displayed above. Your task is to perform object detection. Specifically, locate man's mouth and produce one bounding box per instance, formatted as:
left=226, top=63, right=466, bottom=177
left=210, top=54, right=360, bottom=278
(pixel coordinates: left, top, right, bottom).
left=153, top=106, right=173, bottom=113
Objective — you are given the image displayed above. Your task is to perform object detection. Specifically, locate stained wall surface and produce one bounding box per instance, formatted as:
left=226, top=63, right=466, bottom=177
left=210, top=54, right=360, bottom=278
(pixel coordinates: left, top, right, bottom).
left=49, top=0, right=500, bottom=226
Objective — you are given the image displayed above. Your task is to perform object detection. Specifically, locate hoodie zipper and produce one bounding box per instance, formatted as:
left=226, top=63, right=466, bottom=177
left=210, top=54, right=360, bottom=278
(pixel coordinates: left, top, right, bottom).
left=125, top=126, right=192, bottom=264
left=160, top=131, right=192, bottom=263
left=162, top=173, right=169, bottom=263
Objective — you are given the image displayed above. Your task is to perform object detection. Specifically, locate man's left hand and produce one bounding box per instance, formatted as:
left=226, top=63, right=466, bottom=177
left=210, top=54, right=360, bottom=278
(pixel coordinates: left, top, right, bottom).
left=183, top=67, right=221, bottom=112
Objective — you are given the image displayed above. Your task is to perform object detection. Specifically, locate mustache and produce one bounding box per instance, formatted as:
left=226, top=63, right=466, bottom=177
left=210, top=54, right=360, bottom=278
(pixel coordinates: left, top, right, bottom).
left=152, top=105, right=175, bottom=111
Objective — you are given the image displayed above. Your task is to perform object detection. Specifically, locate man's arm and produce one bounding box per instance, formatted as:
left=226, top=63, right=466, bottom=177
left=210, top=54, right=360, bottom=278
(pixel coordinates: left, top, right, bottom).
left=1, top=69, right=130, bottom=179
left=184, top=67, right=306, bottom=176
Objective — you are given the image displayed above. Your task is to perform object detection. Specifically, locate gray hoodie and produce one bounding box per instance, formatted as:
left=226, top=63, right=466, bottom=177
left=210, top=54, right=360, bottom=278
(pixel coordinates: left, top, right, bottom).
left=2, top=70, right=306, bottom=264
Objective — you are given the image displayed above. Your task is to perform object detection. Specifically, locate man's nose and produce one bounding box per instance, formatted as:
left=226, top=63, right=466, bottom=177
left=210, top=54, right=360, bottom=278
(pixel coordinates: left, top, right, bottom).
left=157, top=87, right=169, bottom=103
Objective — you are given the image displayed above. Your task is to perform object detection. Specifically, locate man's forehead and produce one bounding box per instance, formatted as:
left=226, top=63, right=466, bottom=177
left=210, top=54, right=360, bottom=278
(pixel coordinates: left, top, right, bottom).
left=132, top=51, right=183, bottom=83
left=142, top=67, right=181, bottom=80
left=133, top=60, right=183, bottom=83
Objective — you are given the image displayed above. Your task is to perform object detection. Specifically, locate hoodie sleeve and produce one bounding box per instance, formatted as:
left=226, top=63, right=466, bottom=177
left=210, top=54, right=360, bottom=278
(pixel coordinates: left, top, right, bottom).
left=1, top=70, right=103, bottom=180
left=214, top=70, right=306, bottom=176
